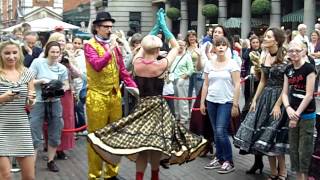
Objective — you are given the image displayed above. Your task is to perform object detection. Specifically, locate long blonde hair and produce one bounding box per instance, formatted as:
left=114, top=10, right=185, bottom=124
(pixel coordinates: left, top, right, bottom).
left=0, top=41, right=25, bottom=73
left=46, top=32, right=66, bottom=50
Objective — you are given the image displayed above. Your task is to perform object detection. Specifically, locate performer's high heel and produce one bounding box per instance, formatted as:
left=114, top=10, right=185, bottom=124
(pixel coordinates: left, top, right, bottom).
left=246, top=155, right=264, bottom=174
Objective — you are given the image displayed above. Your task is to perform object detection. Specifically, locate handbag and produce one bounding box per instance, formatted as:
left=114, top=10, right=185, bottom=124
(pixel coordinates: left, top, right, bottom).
left=168, top=53, right=186, bottom=82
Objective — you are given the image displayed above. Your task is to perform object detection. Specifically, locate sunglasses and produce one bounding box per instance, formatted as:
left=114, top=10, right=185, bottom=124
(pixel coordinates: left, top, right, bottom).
left=287, top=49, right=303, bottom=54
left=99, top=25, right=113, bottom=28
left=187, top=30, right=196, bottom=34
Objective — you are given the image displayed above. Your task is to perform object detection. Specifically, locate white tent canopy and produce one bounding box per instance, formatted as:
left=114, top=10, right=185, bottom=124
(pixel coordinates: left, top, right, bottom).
left=1, top=17, right=80, bottom=32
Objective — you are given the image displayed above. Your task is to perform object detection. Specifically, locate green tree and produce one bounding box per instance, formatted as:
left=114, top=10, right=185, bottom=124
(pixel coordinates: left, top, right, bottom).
left=202, top=4, right=218, bottom=18
left=252, top=0, right=271, bottom=15
left=166, top=7, right=181, bottom=20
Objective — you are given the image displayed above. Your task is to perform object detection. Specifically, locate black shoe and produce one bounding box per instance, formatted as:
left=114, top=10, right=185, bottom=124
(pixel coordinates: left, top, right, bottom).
left=56, top=151, right=68, bottom=160
left=47, top=160, right=59, bottom=172
left=246, top=155, right=264, bottom=174
left=160, top=159, right=170, bottom=169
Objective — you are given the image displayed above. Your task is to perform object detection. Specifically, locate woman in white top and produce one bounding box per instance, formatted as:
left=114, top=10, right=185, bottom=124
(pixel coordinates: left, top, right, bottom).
left=200, top=36, right=240, bottom=174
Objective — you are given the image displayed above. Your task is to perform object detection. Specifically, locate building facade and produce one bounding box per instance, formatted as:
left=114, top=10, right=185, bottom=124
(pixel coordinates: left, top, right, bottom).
left=0, top=0, right=63, bottom=29
left=88, top=0, right=164, bottom=35
left=2, top=0, right=318, bottom=38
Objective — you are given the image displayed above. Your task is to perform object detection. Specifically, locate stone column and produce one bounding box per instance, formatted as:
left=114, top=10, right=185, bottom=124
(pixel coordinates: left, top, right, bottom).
left=88, top=0, right=97, bottom=33
left=180, top=0, right=188, bottom=38
left=165, top=2, right=172, bottom=31
left=241, top=0, right=251, bottom=39
left=304, top=0, right=316, bottom=36
left=152, top=5, right=158, bottom=26
left=197, top=0, right=205, bottom=39
left=270, top=0, right=281, bottom=28
left=218, top=0, right=227, bottom=24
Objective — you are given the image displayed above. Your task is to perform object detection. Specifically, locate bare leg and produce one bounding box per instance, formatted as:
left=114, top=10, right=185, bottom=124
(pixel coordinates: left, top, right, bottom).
left=16, top=156, right=35, bottom=180
left=268, top=156, right=278, bottom=179
left=150, top=151, right=161, bottom=180
left=149, top=151, right=161, bottom=171
left=136, top=151, right=148, bottom=173
left=0, top=157, right=12, bottom=180
left=276, top=155, right=287, bottom=178
left=47, top=145, right=57, bottom=162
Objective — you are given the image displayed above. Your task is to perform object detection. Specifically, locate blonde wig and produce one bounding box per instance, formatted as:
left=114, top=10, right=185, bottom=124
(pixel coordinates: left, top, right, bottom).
left=141, top=35, right=163, bottom=54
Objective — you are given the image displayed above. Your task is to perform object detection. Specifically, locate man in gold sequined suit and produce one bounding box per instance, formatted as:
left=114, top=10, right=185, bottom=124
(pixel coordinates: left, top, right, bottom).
left=84, top=11, right=138, bottom=180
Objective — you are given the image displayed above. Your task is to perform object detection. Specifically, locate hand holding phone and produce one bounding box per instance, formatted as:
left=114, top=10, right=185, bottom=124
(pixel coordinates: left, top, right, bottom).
left=11, top=89, right=20, bottom=95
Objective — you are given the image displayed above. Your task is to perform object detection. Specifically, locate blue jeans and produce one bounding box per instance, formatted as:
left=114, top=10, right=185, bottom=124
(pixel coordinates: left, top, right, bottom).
left=30, top=101, right=63, bottom=149
left=188, top=72, right=203, bottom=97
left=75, top=97, right=86, bottom=128
left=207, top=101, right=233, bottom=162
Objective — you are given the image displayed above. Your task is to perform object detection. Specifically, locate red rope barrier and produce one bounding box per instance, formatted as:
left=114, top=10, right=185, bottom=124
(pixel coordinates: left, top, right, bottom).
left=163, top=96, right=198, bottom=100
left=62, top=125, right=88, bottom=133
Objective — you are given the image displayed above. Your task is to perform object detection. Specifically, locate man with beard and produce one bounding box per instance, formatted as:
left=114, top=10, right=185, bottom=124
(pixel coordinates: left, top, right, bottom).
left=84, top=11, right=138, bottom=180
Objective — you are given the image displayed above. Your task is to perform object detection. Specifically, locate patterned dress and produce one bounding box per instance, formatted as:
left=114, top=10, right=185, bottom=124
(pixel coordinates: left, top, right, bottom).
left=0, top=69, right=34, bottom=156
left=88, top=74, right=207, bottom=165
left=234, top=63, right=289, bottom=155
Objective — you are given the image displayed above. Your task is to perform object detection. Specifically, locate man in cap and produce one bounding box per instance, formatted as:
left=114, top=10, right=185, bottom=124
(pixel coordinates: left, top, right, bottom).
left=84, top=11, right=138, bottom=179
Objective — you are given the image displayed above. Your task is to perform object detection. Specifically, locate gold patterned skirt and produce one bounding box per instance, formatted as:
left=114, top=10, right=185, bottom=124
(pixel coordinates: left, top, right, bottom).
left=87, top=96, right=207, bottom=166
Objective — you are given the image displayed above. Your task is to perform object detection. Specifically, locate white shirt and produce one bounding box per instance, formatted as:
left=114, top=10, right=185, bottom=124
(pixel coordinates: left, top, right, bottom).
left=204, top=58, right=240, bottom=103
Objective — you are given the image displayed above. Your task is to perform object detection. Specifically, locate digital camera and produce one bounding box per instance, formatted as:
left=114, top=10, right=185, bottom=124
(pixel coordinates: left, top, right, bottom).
left=41, top=80, right=65, bottom=100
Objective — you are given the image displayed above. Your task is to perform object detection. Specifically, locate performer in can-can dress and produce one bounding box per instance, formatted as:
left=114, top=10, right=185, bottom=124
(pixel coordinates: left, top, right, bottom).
left=88, top=9, right=207, bottom=180
left=233, top=27, right=289, bottom=179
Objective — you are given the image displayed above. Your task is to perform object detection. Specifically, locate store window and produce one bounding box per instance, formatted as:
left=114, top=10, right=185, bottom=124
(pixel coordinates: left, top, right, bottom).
left=129, top=12, right=141, bottom=33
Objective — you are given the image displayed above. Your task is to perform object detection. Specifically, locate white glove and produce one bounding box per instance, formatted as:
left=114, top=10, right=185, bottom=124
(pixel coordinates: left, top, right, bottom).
left=126, top=87, right=139, bottom=97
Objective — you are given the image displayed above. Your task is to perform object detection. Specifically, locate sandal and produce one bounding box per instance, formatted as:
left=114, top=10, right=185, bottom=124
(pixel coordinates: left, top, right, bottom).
left=268, top=175, right=278, bottom=180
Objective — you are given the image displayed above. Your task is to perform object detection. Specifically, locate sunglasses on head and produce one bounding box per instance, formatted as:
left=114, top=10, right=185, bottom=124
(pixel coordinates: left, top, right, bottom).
left=187, top=30, right=196, bottom=34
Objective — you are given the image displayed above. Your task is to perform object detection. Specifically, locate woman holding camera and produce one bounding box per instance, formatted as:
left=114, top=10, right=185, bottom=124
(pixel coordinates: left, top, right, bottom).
left=43, top=32, right=81, bottom=160
left=29, top=41, right=69, bottom=172
left=0, top=40, right=36, bottom=180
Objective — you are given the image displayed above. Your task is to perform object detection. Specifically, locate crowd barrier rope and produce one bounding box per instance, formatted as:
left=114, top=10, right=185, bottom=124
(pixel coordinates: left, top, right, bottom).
left=62, top=125, right=88, bottom=133
left=62, top=75, right=320, bottom=132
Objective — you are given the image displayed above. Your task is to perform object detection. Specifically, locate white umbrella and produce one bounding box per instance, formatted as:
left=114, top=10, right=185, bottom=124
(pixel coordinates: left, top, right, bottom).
left=1, top=17, right=80, bottom=32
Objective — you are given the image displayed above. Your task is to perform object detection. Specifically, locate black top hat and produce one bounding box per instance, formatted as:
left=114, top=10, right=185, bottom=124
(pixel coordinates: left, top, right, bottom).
left=93, top=12, right=115, bottom=24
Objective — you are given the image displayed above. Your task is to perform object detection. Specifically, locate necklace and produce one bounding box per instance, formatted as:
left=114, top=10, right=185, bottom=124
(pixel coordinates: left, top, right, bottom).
left=141, top=59, right=155, bottom=65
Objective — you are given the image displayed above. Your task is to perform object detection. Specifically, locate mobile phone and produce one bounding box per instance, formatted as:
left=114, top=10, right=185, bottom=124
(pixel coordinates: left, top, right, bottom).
left=12, top=89, right=20, bottom=94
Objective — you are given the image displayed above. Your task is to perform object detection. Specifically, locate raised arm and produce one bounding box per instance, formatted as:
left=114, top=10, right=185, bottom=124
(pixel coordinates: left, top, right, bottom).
left=158, top=8, right=178, bottom=67
left=84, top=43, right=113, bottom=72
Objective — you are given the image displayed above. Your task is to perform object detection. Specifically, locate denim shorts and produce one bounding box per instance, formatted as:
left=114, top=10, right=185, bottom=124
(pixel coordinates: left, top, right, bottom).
left=30, top=101, right=64, bottom=149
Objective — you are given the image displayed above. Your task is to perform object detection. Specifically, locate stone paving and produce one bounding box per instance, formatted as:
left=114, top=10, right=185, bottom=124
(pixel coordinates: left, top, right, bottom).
left=12, top=136, right=295, bottom=180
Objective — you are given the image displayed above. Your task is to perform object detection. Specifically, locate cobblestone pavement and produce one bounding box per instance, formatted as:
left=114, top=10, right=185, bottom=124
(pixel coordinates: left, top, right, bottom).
left=11, top=136, right=295, bottom=180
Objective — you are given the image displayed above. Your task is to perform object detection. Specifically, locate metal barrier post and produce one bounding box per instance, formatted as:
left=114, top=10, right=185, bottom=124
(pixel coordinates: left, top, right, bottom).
left=123, top=85, right=129, bottom=116
left=249, top=74, right=255, bottom=100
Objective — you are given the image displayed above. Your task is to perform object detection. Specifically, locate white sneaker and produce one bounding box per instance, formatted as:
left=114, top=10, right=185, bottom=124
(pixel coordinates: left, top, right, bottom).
left=217, top=161, right=235, bottom=174
left=204, top=157, right=222, bottom=169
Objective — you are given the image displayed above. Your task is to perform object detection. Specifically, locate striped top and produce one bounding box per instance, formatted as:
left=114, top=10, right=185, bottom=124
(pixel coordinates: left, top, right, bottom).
left=0, top=68, right=35, bottom=156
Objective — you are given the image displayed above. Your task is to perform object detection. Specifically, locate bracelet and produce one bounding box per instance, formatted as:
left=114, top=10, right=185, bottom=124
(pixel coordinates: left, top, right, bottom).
left=285, top=105, right=290, bottom=109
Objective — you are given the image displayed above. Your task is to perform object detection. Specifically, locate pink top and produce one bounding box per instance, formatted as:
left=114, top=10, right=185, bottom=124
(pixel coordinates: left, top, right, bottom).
left=133, top=58, right=168, bottom=77
left=84, top=40, right=137, bottom=88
